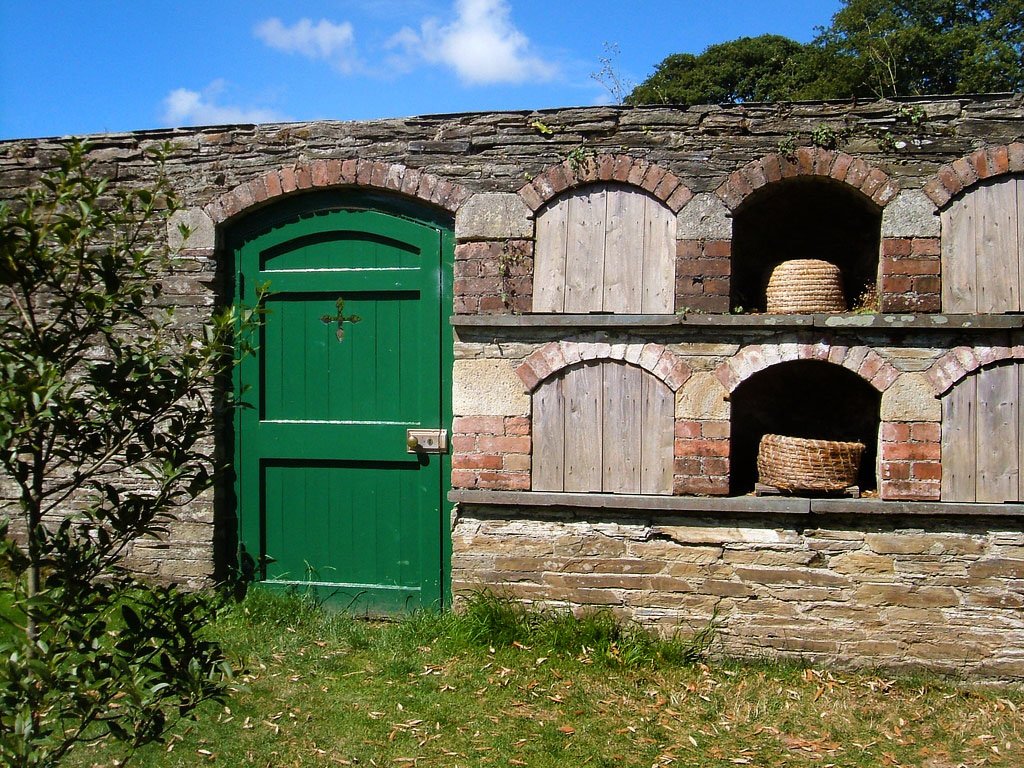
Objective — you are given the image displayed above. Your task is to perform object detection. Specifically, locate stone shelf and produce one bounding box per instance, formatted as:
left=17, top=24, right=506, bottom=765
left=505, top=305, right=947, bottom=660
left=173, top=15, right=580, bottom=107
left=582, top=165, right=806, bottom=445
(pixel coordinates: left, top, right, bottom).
left=450, top=313, right=1024, bottom=331
left=449, top=489, right=1024, bottom=518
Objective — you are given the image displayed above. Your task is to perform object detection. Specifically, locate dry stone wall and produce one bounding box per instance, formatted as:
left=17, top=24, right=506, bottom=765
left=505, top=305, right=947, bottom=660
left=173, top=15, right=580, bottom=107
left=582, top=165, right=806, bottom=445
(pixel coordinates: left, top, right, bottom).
left=2, top=95, right=1023, bottom=676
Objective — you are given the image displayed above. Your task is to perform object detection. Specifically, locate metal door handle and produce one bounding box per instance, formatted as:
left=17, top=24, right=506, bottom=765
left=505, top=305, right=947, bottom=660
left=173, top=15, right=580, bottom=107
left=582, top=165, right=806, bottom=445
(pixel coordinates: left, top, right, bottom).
left=406, top=429, right=449, bottom=454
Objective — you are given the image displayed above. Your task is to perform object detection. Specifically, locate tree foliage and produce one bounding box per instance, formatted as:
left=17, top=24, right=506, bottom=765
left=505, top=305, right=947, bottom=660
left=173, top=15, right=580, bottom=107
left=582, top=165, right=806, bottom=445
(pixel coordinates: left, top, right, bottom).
left=628, top=0, right=1024, bottom=105
left=820, top=0, right=1024, bottom=96
left=0, top=142, right=258, bottom=766
left=627, top=35, right=849, bottom=106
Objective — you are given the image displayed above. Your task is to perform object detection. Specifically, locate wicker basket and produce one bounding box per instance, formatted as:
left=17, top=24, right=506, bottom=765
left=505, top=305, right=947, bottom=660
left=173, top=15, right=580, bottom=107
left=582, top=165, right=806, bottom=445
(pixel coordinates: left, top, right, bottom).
left=766, top=259, right=846, bottom=314
left=757, top=434, right=864, bottom=492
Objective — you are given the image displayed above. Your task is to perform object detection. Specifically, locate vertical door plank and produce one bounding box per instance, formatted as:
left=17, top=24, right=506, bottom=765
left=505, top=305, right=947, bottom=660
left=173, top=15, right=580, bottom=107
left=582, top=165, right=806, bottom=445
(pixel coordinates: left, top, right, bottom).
left=533, top=197, right=569, bottom=311
left=941, top=195, right=977, bottom=312
left=603, top=363, right=642, bottom=493
left=531, top=377, right=566, bottom=491
left=642, top=196, right=677, bottom=313
left=976, top=180, right=1019, bottom=312
left=640, top=374, right=675, bottom=494
left=976, top=364, right=1018, bottom=502
left=1018, top=362, right=1024, bottom=501
left=1017, top=176, right=1024, bottom=305
left=603, top=186, right=645, bottom=313
left=563, top=362, right=604, bottom=491
left=564, top=188, right=606, bottom=312
left=942, top=374, right=977, bottom=501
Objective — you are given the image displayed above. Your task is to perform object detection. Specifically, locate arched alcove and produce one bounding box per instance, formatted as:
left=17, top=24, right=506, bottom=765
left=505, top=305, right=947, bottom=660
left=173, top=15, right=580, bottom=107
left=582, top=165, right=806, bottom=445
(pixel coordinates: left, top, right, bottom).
left=730, top=360, right=881, bottom=494
left=731, top=178, right=882, bottom=312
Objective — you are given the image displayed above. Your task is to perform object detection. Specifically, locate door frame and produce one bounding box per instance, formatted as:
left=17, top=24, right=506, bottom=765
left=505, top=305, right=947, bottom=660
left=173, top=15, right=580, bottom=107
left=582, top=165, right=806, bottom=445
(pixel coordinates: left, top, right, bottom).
left=225, top=188, right=455, bottom=609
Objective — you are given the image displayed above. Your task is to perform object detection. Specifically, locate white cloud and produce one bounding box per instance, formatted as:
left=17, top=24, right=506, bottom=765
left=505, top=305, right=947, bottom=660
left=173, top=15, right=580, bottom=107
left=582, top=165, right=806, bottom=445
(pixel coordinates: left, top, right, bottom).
left=388, top=0, right=557, bottom=85
left=254, top=17, right=358, bottom=73
left=161, top=81, right=289, bottom=127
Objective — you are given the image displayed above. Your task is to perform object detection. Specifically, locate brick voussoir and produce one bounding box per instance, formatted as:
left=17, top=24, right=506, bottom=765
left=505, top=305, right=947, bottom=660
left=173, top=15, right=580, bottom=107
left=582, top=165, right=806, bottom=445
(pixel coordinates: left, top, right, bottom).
left=762, top=154, right=784, bottom=183
left=951, top=156, right=979, bottom=187
left=309, top=159, right=330, bottom=187
left=969, top=148, right=990, bottom=179
left=829, top=152, right=854, bottom=182
left=654, top=172, right=681, bottom=202
left=740, top=162, right=768, bottom=192
left=627, top=159, right=649, bottom=186
left=812, top=148, right=834, bottom=176
left=922, top=178, right=951, bottom=208
left=1009, top=142, right=1024, bottom=172
left=340, top=158, right=359, bottom=184
left=666, top=184, right=694, bottom=212
left=637, top=343, right=667, bottom=373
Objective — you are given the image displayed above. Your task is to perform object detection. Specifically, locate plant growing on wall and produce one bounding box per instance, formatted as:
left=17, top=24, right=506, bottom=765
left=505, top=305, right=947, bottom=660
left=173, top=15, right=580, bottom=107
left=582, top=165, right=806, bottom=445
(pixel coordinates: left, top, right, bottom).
left=0, top=141, right=261, bottom=767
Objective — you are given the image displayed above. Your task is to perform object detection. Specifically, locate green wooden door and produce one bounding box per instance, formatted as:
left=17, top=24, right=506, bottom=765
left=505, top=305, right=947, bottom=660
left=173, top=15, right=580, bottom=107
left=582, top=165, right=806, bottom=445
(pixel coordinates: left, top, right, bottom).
left=233, top=196, right=452, bottom=612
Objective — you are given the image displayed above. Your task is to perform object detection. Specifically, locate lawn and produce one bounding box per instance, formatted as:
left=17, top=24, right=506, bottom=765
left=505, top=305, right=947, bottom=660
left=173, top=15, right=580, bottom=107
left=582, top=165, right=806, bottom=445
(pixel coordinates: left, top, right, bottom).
left=67, top=590, right=1022, bottom=768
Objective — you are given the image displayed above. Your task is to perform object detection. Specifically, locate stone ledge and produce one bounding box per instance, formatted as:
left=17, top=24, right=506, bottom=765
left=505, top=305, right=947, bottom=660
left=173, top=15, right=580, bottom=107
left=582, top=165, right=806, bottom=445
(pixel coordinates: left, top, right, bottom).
left=449, top=489, right=1024, bottom=518
left=451, top=313, right=1024, bottom=330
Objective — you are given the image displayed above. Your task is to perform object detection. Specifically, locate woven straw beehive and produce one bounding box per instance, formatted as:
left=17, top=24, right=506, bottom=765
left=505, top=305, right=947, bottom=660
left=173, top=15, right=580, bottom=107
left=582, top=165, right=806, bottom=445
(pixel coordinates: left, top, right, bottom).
left=765, top=259, right=846, bottom=314
left=757, top=433, right=864, bottom=492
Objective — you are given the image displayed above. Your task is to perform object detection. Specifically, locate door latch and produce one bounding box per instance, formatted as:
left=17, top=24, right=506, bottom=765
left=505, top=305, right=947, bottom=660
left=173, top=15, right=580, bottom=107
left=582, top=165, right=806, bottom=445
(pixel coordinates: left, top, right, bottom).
left=406, top=429, right=449, bottom=454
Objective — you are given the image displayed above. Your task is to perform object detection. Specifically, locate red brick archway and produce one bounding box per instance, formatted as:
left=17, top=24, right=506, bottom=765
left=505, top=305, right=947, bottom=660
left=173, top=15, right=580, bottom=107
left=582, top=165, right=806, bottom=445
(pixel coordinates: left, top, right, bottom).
left=205, top=159, right=471, bottom=224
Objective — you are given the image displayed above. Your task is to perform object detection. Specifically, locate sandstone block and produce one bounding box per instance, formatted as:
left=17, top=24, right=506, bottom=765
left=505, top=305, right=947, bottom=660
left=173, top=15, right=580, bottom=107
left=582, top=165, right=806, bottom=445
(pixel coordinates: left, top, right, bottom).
left=455, top=193, right=533, bottom=240
left=880, top=373, right=941, bottom=421
left=830, top=551, right=895, bottom=575
left=675, top=372, right=730, bottom=420
left=866, top=533, right=987, bottom=556
left=855, top=584, right=959, bottom=608
left=453, top=359, right=530, bottom=416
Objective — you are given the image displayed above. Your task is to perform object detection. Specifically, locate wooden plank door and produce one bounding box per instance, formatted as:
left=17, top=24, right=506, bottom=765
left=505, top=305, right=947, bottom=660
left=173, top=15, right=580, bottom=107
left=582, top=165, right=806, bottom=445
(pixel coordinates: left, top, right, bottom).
left=941, top=176, right=1024, bottom=312
left=941, top=362, right=1022, bottom=502
left=234, top=203, right=451, bottom=612
left=533, top=184, right=676, bottom=313
left=531, top=361, right=674, bottom=494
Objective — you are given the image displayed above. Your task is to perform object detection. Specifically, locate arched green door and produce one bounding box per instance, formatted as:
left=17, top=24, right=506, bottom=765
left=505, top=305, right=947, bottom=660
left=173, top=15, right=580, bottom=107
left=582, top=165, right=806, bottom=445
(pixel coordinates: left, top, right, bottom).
left=232, top=193, right=452, bottom=611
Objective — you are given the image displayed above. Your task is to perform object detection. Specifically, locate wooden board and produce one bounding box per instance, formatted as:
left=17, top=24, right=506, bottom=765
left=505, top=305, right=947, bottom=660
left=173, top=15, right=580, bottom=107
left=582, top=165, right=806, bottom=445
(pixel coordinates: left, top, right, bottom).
left=642, top=195, right=676, bottom=313
left=942, top=362, right=1024, bottom=503
left=533, top=196, right=569, bottom=312
left=564, top=189, right=606, bottom=312
left=603, top=362, right=642, bottom=493
left=640, top=374, right=675, bottom=494
left=531, top=376, right=565, bottom=492
left=603, top=187, right=644, bottom=312
left=941, top=193, right=977, bottom=312
left=975, top=181, right=1019, bottom=312
left=941, top=373, right=976, bottom=501
left=975, top=363, right=1018, bottom=502
left=562, top=362, right=604, bottom=491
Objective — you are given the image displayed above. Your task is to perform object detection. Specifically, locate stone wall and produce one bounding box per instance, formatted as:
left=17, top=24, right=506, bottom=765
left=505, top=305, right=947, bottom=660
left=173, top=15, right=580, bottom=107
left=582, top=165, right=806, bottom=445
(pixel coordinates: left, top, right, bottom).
left=452, top=503, right=1024, bottom=678
left=2, top=95, right=1023, bottom=675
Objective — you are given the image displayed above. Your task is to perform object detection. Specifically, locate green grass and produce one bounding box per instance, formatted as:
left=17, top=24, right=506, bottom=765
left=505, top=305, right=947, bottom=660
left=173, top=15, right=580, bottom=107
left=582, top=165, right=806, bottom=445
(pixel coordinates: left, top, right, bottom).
left=66, top=590, right=1023, bottom=768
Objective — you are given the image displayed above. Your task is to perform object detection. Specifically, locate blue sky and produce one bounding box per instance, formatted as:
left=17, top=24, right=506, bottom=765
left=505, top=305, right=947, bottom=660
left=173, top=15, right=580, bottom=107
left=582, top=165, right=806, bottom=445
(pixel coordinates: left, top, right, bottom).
left=0, top=1, right=843, bottom=140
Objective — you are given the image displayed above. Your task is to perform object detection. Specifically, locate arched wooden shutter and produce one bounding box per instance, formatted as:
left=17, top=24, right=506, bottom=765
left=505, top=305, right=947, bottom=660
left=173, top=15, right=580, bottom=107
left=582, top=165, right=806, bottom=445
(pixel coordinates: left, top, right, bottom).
left=533, top=183, right=675, bottom=313
left=531, top=361, right=674, bottom=494
left=941, top=361, right=1024, bottom=502
left=941, top=174, right=1024, bottom=312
